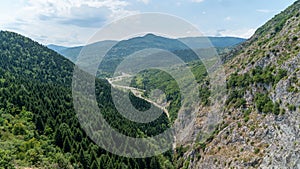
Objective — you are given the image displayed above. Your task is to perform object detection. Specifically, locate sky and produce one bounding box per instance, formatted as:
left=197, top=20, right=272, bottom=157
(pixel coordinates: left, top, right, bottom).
left=0, top=0, right=296, bottom=46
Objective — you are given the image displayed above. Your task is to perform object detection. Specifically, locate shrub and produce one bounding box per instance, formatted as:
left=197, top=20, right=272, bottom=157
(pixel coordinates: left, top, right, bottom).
left=235, top=98, right=246, bottom=108
left=12, top=123, right=26, bottom=135
left=288, top=104, right=296, bottom=111
left=0, top=150, right=15, bottom=169
left=244, top=116, right=250, bottom=123
left=273, top=102, right=280, bottom=115
left=255, top=94, right=275, bottom=114
left=292, top=36, right=298, bottom=41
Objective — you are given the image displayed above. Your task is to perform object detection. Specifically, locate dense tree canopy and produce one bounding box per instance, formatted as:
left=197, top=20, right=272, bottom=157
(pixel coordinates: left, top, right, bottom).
left=0, top=31, right=173, bottom=168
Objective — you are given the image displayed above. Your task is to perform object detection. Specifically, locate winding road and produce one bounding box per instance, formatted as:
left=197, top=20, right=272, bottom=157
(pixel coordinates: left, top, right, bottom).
left=107, top=76, right=170, bottom=119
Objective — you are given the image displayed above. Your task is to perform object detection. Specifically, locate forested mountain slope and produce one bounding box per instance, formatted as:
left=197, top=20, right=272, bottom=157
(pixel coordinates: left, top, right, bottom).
left=0, top=32, right=73, bottom=85
left=0, top=31, right=172, bottom=169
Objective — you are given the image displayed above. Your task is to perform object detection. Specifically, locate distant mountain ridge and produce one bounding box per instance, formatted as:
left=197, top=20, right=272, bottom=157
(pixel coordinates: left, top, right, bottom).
left=179, top=36, right=246, bottom=49
left=48, top=35, right=245, bottom=77
left=48, top=36, right=245, bottom=53
left=47, top=44, right=68, bottom=54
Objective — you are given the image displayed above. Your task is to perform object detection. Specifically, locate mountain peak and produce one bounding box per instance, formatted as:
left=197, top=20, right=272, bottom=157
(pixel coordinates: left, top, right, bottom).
left=143, top=33, right=158, bottom=38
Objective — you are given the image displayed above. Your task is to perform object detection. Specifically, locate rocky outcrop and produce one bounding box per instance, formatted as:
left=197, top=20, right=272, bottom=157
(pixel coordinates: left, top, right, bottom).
left=179, top=1, right=300, bottom=168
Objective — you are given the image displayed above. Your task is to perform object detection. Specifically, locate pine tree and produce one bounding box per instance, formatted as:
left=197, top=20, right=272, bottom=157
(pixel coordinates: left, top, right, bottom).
left=90, top=160, right=99, bottom=169
left=54, top=128, right=63, bottom=148
left=63, top=136, right=72, bottom=152
left=150, top=157, right=160, bottom=169
left=89, top=150, right=98, bottom=167
left=99, top=155, right=108, bottom=169
left=35, top=115, right=44, bottom=132
left=79, top=149, right=87, bottom=168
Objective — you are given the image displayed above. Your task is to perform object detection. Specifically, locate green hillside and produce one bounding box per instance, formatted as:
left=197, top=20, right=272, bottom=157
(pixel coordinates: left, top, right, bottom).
left=0, top=31, right=172, bottom=169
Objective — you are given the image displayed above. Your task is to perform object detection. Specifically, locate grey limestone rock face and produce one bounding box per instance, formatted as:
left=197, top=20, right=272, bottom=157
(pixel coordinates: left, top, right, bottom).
left=179, top=1, right=300, bottom=168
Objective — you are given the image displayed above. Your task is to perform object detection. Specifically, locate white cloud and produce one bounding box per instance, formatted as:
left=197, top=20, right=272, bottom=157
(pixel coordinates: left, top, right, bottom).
left=191, top=0, right=204, bottom=3
left=216, top=28, right=256, bottom=38
left=137, top=0, right=150, bottom=4
left=23, top=0, right=136, bottom=23
left=224, top=16, right=232, bottom=21
left=1, top=0, right=139, bottom=46
left=257, top=9, right=272, bottom=13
